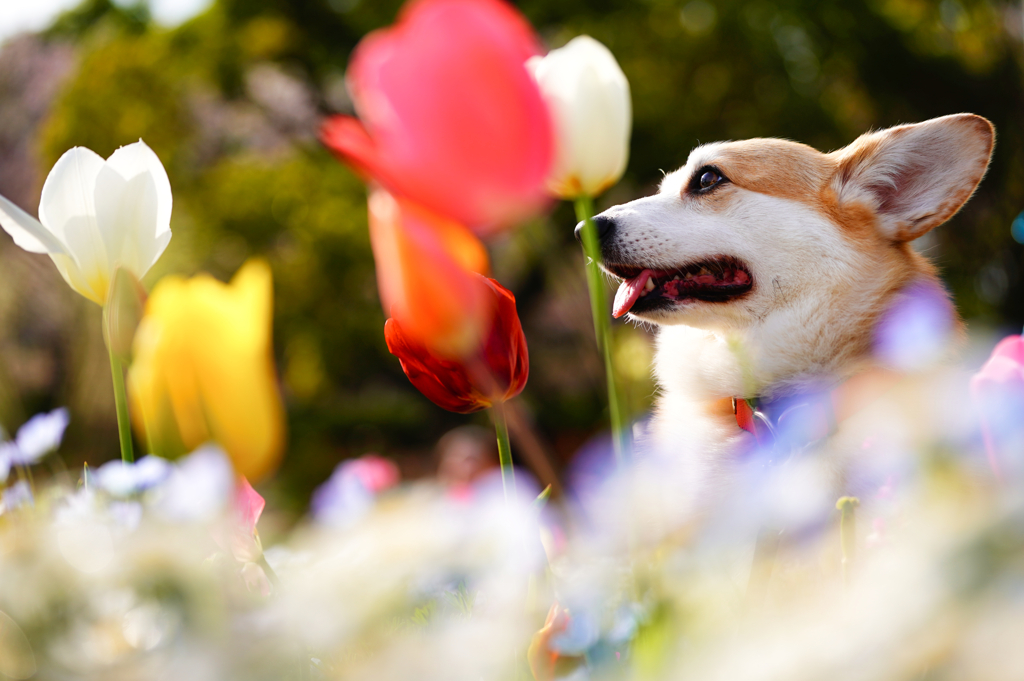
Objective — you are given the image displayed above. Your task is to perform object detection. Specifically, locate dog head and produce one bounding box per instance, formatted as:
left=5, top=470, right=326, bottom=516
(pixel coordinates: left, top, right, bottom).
left=590, top=114, right=994, bottom=336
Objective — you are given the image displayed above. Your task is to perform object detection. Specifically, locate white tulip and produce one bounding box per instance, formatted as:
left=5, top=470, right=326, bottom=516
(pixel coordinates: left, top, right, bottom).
left=0, top=140, right=172, bottom=305
left=528, top=36, right=632, bottom=199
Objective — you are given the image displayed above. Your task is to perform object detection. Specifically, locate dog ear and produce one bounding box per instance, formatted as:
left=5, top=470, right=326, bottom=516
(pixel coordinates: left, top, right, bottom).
left=832, top=114, right=994, bottom=242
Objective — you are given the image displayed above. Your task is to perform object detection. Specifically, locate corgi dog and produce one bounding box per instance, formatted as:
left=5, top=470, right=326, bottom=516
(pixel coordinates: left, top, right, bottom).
left=586, top=114, right=994, bottom=506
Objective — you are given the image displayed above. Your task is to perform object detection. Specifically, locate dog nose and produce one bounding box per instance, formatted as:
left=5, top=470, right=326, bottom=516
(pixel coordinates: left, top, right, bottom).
left=574, top=215, right=616, bottom=243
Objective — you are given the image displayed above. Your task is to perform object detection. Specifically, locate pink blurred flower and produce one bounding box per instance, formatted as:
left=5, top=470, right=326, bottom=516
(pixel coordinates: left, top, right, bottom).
left=214, top=477, right=271, bottom=596
left=343, top=454, right=401, bottom=493
left=970, top=334, right=1024, bottom=479
left=233, top=477, right=266, bottom=561
left=321, top=0, right=554, bottom=235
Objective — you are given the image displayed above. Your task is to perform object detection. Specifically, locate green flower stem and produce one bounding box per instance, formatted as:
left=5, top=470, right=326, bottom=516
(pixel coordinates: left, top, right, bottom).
left=258, top=553, right=280, bottom=587
left=574, top=194, right=628, bottom=465
left=108, top=347, right=135, bottom=464
left=836, top=496, right=860, bottom=585
left=493, top=404, right=516, bottom=502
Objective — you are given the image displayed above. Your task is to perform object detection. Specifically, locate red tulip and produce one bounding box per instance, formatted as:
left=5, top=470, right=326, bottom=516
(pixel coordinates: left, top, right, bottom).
left=970, top=334, right=1024, bottom=478
left=321, top=0, right=554, bottom=235
left=369, top=188, right=494, bottom=357
left=384, top=276, right=528, bottom=413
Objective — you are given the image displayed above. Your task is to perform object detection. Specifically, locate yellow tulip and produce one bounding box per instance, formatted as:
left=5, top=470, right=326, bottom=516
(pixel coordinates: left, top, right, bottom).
left=127, top=259, right=285, bottom=481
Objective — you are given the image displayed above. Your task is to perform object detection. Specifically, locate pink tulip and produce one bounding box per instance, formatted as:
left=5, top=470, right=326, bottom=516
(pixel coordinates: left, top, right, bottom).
left=970, top=334, right=1024, bottom=479
left=321, top=0, right=554, bottom=235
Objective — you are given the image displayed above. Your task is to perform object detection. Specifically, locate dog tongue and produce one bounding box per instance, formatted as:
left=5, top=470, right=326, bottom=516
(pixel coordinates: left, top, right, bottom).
left=613, top=269, right=653, bottom=318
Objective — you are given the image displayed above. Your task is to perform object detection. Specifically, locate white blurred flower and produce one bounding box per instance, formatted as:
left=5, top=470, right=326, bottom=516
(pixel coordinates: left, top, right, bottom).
left=0, top=407, right=70, bottom=468
left=528, top=36, right=631, bottom=199
left=94, top=455, right=172, bottom=498
left=0, top=140, right=172, bottom=305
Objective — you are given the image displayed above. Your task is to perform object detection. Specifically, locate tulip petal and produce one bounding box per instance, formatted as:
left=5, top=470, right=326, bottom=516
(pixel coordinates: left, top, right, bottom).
left=320, top=117, right=389, bottom=185
left=385, top=317, right=490, bottom=413
left=47, top=253, right=98, bottom=303
left=105, top=141, right=172, bottom=239
left=39, top=148, right=110, bottom=300
left=369, top=189, right=492, bottom=356
left=0, top=193, right=66, bottom=255
left=385, top=277, right=529, bottom=414
left=93, top=141, right=173, bottom=281
left=326, top=0, right=553, bottom=233
left=235, top=477, right=265, bottom=535
left=53, top=217, right=114, bottom=303
left=39, top=147, right=107, bottom=257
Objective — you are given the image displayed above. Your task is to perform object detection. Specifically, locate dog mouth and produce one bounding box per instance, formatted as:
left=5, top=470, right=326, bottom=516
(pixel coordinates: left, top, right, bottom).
left=606, top=256, right=754, bottom=318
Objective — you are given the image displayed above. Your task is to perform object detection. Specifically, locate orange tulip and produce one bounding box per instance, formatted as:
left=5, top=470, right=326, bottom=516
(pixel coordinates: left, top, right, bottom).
left=369, top=188, right=493, bottom=357
left=384, top=276, right=528, bottom=413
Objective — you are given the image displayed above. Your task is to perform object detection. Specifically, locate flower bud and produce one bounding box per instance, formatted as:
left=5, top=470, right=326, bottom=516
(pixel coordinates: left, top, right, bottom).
left=528, top=36, right=632, bottom=199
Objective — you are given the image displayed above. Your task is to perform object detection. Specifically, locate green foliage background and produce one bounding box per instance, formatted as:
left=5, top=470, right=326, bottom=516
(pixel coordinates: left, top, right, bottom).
left=1, top=0, right=1022, bottom=507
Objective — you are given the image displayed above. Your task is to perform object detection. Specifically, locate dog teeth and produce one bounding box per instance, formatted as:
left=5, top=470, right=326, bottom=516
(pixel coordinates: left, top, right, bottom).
left=684, top=272, right=693, bottom=280
left=644, top=278, right=655, bottom=293
left=699, top=266, right=709, bottom=275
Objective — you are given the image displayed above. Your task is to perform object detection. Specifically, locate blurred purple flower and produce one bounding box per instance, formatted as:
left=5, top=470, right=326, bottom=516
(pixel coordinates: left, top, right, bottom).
left=873, top=280, right=953, bottom=371
left=152, top=445, right=234, bottom=522
left=1, top=481, right=33, bottom=513
left=970, top=334, right=1024, bottom=478
left=311, top=455, right=400, bottom=527
left=0, top=407, right=69, bottom=467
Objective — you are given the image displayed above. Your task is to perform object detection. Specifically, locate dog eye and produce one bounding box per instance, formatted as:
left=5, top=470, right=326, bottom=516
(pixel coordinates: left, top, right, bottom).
left=699, top=169, right=722, bottom=189
left=688, top=166, right=728, bottom=194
